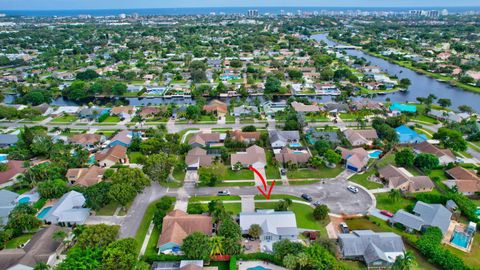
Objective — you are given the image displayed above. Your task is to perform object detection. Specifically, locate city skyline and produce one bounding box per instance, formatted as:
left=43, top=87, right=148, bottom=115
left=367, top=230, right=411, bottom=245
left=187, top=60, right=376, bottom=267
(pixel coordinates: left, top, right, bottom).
left=0, top=0, right=479, bottom=10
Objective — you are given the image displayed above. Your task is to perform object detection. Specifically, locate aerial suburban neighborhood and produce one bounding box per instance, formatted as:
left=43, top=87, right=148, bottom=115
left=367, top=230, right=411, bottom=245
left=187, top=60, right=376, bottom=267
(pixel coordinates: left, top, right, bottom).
left=0, top=3, right=479, bottom=270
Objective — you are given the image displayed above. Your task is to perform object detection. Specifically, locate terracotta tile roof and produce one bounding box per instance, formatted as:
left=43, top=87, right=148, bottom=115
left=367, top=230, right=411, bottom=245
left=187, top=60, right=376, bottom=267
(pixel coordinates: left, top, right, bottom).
left=0, top=160, right=26, bottom=185
left=66, top=166, right=104, bottom=187
left=157, top=210, right=212, bottom=248
left=69, top=134, right=102, bottom=145
left=229, top=130, right=260, bottom=142
left=188, top=132, right=221, bottom=146
left=291, top=101, right=320, bottom=113
left=138, top=106, right=160, bottom=117
left=203, top=100, right=227, bottom=114
left=111, top=106, right=135, bottom=115
left=95, top=145, right=127, bottom=164
left=446, top=166, right=480, bottom=181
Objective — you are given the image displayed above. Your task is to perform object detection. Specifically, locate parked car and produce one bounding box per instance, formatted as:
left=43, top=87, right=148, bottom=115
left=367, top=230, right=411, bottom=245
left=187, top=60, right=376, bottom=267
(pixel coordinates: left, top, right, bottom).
left=301, top=193, right=313, bottom=202
left=347, top=185, right=359, bottom=194
left=312, top=201, right=322, bottom=207
left=339, top=222, right=349, bottom=233
left=281, top=168, right=287, bottom=176
left=380, top=210, right=394, bottom=217
left=217, top=190, right=230, bottom=196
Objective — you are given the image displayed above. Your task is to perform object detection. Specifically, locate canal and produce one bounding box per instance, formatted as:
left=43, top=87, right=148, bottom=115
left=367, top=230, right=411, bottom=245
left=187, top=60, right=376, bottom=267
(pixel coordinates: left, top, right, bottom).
left=312, top=33, right=480, bottom=111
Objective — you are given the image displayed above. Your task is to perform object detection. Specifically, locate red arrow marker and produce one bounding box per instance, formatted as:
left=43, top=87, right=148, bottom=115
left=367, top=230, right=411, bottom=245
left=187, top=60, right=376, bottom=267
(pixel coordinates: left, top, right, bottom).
left=249, top=166, right=275, bottom=200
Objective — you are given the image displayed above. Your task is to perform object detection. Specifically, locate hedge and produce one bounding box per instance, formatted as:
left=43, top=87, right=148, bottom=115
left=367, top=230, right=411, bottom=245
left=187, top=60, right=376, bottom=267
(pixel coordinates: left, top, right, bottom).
left=417, top=227, right=471, bottom=270
left=229, top=256, right=237, bottom=270
left=236, top=253, right=283, bottom=266
left=143, top=254, right=188, bottom=263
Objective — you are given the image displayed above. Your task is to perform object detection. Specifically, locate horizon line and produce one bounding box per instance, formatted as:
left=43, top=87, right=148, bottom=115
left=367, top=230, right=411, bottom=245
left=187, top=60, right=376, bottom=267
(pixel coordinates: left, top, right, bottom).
left=2, top=5, right=480, bottom=12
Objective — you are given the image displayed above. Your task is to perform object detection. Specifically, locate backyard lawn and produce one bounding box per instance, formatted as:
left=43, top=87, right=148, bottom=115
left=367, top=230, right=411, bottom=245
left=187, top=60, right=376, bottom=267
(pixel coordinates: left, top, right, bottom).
left=349, top=170, right=384, bottom=190
left=374, top=192, right=415, bottom=213
left=128, top=151, right=145, bottom=163
left=224, top=169, right=254, bottom=180
left=50, top=115, right=77, bottom=123
left=286, top=165, right=343, bottom=179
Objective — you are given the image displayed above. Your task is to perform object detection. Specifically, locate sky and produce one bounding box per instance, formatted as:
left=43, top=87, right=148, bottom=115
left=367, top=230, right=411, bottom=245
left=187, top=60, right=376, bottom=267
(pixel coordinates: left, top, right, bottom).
left=0, top=0, right=479, bottom=10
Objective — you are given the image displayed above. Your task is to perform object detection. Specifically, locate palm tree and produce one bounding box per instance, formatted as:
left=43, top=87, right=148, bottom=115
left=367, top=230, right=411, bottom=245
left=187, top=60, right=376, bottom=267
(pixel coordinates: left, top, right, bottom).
left=283, top=254, right=298, bottom=270
left=388, top=189, right=401, bottom=203
left=210, top=236, right=224, bottom=256
left=393, top=251, right=416, bottom=270
left=296, top=252, right=310, bottom=270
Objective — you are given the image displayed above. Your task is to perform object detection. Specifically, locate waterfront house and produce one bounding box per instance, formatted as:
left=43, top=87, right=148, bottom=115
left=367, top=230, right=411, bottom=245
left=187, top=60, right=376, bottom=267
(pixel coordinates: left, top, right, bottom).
left=395, top=125, right=427, bottom=144
left=203, top=100, right=228, bottom=117
left=291, top=101, right=320, bottom=114
left=268, top=130, right=301, bottom=149
left=232, top=105, right=258, bottom=117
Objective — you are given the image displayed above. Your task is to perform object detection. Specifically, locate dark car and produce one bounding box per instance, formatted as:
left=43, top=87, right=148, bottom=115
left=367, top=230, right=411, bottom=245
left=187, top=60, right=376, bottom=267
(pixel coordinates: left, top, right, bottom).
left=301, top=193, right=313, bottom=202
left=339, top=222, right=349, bottom=234
left=281, top=168, right=287, bottom=176
left=312, top=201, right=322, bottom=207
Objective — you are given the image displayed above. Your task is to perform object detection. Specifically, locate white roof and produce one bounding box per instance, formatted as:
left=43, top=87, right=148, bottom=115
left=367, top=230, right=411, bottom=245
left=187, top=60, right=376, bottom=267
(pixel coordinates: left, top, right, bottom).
left=240, top=210, right=297, bottom=236
left=44, top=191, right=88, bottom=224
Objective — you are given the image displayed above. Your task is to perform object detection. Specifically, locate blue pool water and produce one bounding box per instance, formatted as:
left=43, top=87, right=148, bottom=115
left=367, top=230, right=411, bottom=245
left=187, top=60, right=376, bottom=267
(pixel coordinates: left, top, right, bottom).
left=18, top=197, right=30, bottom=204
left=289, top=143, right=302, bottom=148
left=0, top=154, right=7, bottom=162
left=87, top=155, right=96, bottom=165
left=247, top=267, right=271, bottom=270
left=368, top=150, right=383, bottom=159
left=451, top=230, right=470, bottom=249
left=37, top=206, right=52, bottom=219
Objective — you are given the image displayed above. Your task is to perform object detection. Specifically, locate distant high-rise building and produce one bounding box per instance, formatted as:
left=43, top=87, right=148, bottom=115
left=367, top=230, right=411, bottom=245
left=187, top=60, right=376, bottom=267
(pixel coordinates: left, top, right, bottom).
left=119, top=13, right=126, bottom=19
left=441, top=9, right=449, bottom=16
left=247, top=10, right=258, bottom=17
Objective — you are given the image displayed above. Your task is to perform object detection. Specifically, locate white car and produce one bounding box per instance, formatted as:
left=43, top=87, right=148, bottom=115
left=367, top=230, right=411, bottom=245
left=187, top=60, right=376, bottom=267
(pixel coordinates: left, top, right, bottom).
left=217, top=190, right=231, bottom=196
left=347, top=185, right=359, bottom=194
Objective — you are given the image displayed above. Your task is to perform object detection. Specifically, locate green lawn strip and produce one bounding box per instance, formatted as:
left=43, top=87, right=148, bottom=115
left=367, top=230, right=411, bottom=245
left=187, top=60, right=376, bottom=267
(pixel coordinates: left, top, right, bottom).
left=128, top=151, right=145, bottom=164
left=288, top=180, right=321, bottom=185
left=345, top=217, right=438, bottom=270
left=50, top=115, right=77, bottom=123
left=286, top=165, right=343, bottom=179
left=100, top=116, right=121, bottom=123
left=96, top=202, right=120, bottom=216
left=211, top=128, right=232, bottom=132
left=144, top=226, right=161, bottom=257
left=172, top=168, right=186, bottom=182
left=134, top=197, right=176, bottom=254
left=189, top=195, right=241, bottom=202
left=224, top=169, right=254, bottom=180
left=468, top=142, right=480, bottom=152
left=410, top=115, right=438, bottom=125
left=349, top=170, right=384, bottom=190
left=254, top=194, right=303, bottom=201
left=5, top=233, right=35, bottom=249
left=255, top=202, right=327, bottom=235
left=265, top=165, right=280, bottom=179
left=374, top=192, right=415, bottom=213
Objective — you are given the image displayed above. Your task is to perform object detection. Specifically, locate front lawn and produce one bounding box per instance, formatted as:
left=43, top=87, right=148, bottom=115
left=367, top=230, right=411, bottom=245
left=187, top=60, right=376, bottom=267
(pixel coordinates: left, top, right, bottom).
left=189, top=195, right=241, bottom=202
left=96, top=202, right=119, bottom=216
left=5, top=233, right=34, bottom=249
left=265, top=165, right=280, bottom=180
left=374, top=192, right=415, bottom=213
left=410, top=115, right=438, bottom=125
left=100, top=116, right=121, bottom=123
left=286, top=165, right=343, bottom=179
left=224, top=169, right=254, bottom=180
left=349, top=170, right=384, bottom=190
left=50, top=115, right=77, bottom=123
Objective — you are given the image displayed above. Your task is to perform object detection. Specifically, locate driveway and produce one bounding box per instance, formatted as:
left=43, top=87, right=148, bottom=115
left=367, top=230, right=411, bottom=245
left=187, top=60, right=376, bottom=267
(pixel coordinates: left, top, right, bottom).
left=253, top=167, right=267, bottom=187
left=184, top=170, right=199, bottom=183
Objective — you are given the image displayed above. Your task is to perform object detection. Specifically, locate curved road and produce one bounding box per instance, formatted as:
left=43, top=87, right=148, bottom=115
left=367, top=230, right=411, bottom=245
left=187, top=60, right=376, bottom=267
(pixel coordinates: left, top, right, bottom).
left=118, top=175, right=374, bottom=238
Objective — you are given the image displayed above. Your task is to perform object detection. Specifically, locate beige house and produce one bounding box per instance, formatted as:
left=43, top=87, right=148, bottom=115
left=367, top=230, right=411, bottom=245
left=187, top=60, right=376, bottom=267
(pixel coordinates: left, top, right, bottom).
left=66, top=166, right=104, bottom=187
left=185, top=147, right=213, bottom=170
left=231, top=145, right=266, bottom=169
left=379, top=165, right=434, bottom=193
left=444, top=166, right=480, bottom=195
left=343, top=129, right=378, bottom=146
left=95, top=145, right=128, bottom=168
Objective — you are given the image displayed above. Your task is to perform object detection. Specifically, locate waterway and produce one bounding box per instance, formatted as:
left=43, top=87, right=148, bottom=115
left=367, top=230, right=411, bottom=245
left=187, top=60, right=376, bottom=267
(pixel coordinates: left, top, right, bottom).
left=312, top=33, right=480, bottom=111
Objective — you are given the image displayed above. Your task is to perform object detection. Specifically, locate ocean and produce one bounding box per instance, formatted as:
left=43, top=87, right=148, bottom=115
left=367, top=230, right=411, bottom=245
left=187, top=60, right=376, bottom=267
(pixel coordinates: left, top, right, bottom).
left=1, top=6, right=480, bottom=17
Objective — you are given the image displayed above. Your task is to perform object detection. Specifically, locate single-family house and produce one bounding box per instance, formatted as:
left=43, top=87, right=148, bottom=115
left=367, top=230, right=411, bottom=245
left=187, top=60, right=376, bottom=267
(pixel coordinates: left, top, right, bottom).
left=203, top=100, right=228, bottom=117
left=290, top=101, right=319, bottom=114
left=188, top=132, right=224, bottom=148
left=0, top=134, right=19, bottom=148
left=413, top=141, right=455, bottom=165
left=444, top=166, right=480, bottom=195
left=390, top=201, right=452, bottom=235
left=337, top=147, right=370, bottom=172
left=314, top=84, right=340, bottom=95
left=379, top=165, right=435, bottom=193
left=268, top=130, right=300, bottom=149
left=350, top=99, right=383, bottom=111
left=66, top=166, right=104, bottom=187
left=229, top=130, right=260, bottom=143
left=338, top=230, right=405, bottom=269
left=262, top=101, right=287, bottom=116
left=78, top=106, right=109, bottom=120
left=0, top=160, right=26, bottom=188
left=231, top=145, right=266, bottom=169
left=0, top=225, right=68, bottom=270
left=95, top=145, right=128, bottom=168
left=157, top=210, right=212, bottom=254
left=322, top=102, right=349, bottom=114
left=275, top=147, right=311, bottom=166
left=306, top=129, right=340, bottom=144
left=0, top=189, right=19, bottom=226
left=395, top=125, right=427, bottom=144
left=428, top=109, right=469, bottom=123
left=151, top=260, right=215, bottom=270
left=138, top=106, right=161, bottom=118
left=109, top=130, right=139, bottom=148
left=110, top=106, right=135, bottom=119
left=69, top=134, right=105, bottom=150
left=343, top=129, right=378, bottom=146
left=42, top=191, right=90, bottom=226
left=239, top=209, right=298, bottom=252
left=185, top=148, right=214, bottom=170
left=233, top=105, right=258, bottom=117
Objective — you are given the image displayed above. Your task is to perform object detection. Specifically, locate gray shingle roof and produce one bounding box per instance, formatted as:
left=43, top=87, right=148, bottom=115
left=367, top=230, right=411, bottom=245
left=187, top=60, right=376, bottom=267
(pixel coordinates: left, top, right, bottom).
left=391, top=201, right=452, bottom=234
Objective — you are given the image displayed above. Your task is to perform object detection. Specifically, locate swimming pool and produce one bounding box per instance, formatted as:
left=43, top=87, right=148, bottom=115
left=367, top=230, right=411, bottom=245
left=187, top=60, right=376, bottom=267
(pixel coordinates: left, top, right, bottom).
left=37, top=206, right=52, bottom=219
left=87, top=155, right=96, bottom=165
left=289, top=143, right=302, bottom=148
left=18, top=197, right=30, bottom=204
left=451, top=230, right=470, bottom=249
left=247, top=266, right=271, bottom=270
left=368, top=150, right=383, bottom=159
left=0, top=154, right=8, bottom=163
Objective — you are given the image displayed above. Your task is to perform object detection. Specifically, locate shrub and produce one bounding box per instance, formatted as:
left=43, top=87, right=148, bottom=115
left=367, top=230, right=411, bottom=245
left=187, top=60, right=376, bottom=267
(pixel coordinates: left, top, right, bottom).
left=229, top=256, right=237, bottom=270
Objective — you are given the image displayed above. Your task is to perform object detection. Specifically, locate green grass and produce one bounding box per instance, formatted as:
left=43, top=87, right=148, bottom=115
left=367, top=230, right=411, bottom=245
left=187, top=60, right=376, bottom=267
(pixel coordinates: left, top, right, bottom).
left=376, top=151, right=396, bottom=168
left=96, top=202, right=120, bottom=216
left=265, top=165, right=280, bottom=179
left=289, top=180, right=321, bottom=185
left=100, top=116, right=121, bottom=123
left=255, top=202, right=327, bottom=235
left=224, top=203, right=242, bottom=215
left=224, top=169, right=254, bottom=180
left=286, top=165, right=343, bottom=179
left=5, top=233, right=35, bottom=249
left=128, top=152, right=145, bottom=163
left=135, top=197, right=176, bottom=255
left=226, top=115, right=236, bottom=124
left=189, top=195, right=241, bottom=202
left=172, top=167, right=186, bottom=182
left=254, top=194, right=303, bottom=201
left=349, top=170, right=384, bottom=190
left=50, top=115, right=77, bottom=123
left=144, top=226, right=161, bottom=256
left=209, top=261, right=229, bottom=270
left=374, top=192, right=415, bottom=213
left=410, top=115, right=438, bottom=125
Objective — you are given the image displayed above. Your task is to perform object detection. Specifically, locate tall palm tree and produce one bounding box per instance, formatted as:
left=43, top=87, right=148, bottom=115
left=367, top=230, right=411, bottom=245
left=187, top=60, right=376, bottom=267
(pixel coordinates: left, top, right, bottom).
left=388, top=189, right=401, bottom=203
left=210, top=236, right=224, bottom=256
left=393, top=251, right=416, bottom=270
